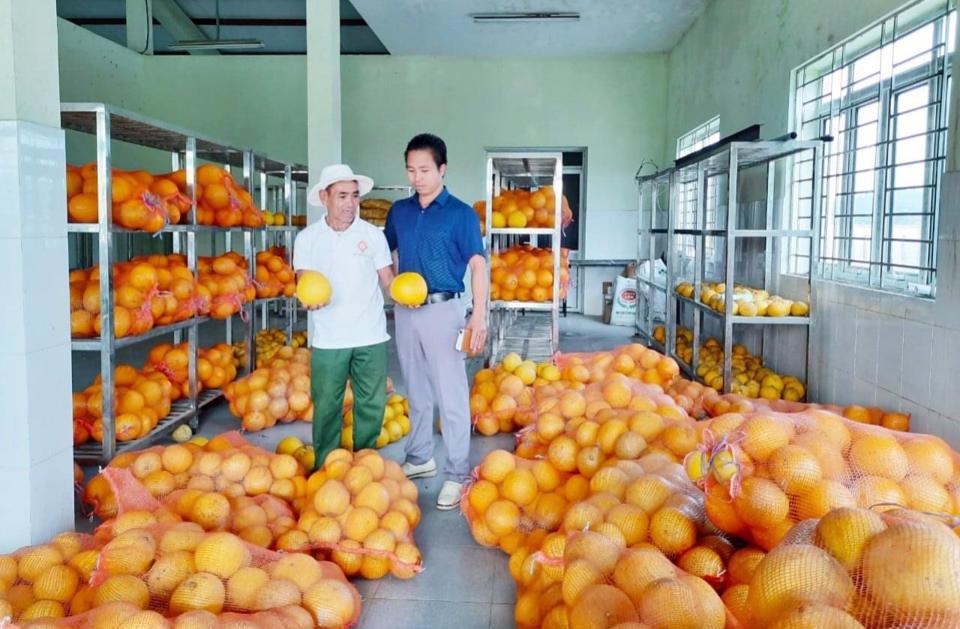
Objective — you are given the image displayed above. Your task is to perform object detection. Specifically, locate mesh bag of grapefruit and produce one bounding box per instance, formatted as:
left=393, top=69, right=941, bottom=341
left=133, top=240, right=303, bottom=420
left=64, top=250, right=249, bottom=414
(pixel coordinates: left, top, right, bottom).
left=507, top=452, right=744, bottom=628
left=512, top=376, right=695, bottom=465
left=469, top=353, right=562, bottom=436
left=92, top=466, right=302, bottom=553
left=664, top=376, right=714, bottom=419
left=293, top=448, right=423, bottom=581
left=0, top=531, right=106, bottom=626
left=686, top=409, right=960, bottom=550
left=83, top=432, right=308, bottom=520
left=553, top=342, right=681, bottom=389
left=197, top=254, right=255, bottom=320
left=726, top=506, right=960, bottom=628
left=72, top=364, right=175, bottom=447
left=59, top=522, right=359, bottom=628
left=702, top=392, right=912, bottom=432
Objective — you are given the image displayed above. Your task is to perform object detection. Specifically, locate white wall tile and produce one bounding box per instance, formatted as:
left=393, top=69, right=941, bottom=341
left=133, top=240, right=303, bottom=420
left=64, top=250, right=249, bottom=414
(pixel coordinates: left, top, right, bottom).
left=850, top=377, right=878, bottom=407
left=24, top=342, right=73, bottom=466
left=0, top=361, right=28, bottom=468
left=925, top=415, right=960, bottom=450
left=20, top=237, right=70, bottom=354
left=874, top=386, right=902, bottom=414
left=929, top=327, right=960, bottom=417
left=15, top=122, right=68, bottom=240
left=0, top=121, right=68, bottom=241
left=875, top=315, right=903, bottom=395
left=832, top=368, right=854, bottom=406
left=0, top=450, right=73, bottom=549
left=0, top=239, right=27, bottom=357
left=854, top=312, right=879, bottom=384
left=899, top=320, right=933, bottom=405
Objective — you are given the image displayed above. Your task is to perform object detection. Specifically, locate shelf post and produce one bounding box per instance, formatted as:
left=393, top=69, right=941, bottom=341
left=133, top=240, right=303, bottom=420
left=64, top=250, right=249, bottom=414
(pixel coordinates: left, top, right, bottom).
left=95, top=106, right=117, bottom=463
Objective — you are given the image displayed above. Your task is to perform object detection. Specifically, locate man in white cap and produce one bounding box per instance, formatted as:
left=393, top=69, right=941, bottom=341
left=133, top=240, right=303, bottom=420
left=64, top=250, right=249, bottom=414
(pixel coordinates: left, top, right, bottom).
left=293, top=164, right=394, bottom=468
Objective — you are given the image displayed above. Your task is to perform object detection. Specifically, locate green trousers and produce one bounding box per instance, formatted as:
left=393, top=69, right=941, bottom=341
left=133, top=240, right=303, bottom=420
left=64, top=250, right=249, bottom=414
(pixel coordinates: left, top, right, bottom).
left=310, top=342, right=387, bottom=469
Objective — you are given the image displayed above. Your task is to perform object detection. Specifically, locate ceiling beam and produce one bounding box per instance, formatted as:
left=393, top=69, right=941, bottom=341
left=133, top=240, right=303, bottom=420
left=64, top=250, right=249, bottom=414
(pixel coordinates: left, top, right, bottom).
left=64, top=17, right=367, bottom=27
left=125, top=0, right=153, bottom=54
left=151, top=0, right=218, bottom=55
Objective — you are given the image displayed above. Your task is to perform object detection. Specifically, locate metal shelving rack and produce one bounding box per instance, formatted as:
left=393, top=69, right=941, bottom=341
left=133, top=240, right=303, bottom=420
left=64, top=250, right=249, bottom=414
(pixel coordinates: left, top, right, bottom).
left=635, top=168, right=673, bottom=355
left=484, top=151, right=563, bottom=364
left=251, top=155, right=308, bottom=343
left=659, top=139, right=823, bottom=393
left=63, top=103, right=303, bottom=463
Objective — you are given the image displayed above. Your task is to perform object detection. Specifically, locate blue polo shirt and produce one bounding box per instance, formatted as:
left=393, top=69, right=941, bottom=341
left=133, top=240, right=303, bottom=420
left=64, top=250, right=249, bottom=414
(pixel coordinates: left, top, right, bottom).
left=384, top=187, right=485, bottom=293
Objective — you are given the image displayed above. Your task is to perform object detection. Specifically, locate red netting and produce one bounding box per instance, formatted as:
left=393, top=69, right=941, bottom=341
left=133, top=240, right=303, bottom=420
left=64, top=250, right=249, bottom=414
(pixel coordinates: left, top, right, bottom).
left=82, top=432, right=307, bottom=522
left=737, top=507, right=960, bottom=628
left=507, top=452, right=743, bottom=628
left=552, top=343, right=681, bottom=389
left=293, top=449, right=423, bottom=581
left=79, top=522, right=360, bottom=628
left=701, top=392, right=912, bottom=432
left=687, top=410, right=960, bottom=550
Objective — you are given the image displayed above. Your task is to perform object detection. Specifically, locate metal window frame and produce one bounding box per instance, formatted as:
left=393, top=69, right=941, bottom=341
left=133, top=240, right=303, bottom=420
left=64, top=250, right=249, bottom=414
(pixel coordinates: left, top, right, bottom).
left=788, top=0, right=954, bottom=296
left=677, top=115, right=721, bottom=159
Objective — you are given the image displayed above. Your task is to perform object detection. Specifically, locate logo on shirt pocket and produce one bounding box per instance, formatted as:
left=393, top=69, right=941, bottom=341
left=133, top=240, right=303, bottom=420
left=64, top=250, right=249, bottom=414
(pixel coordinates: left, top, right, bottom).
left=357, top=240, right=368, bottom=253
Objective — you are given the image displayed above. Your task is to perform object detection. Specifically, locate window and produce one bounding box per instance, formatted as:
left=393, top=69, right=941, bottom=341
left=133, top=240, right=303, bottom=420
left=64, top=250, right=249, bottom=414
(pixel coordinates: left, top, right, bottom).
left=789, top=0, right=954, bottom=296
left=676, top=116, right=721, bottom=159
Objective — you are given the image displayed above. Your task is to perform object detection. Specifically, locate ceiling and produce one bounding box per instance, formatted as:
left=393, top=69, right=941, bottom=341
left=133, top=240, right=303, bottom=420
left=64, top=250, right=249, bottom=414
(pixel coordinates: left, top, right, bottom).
left=349, top=0, right=709, bottom=56
left=57, top=0, right=709, bottom=57
left=56, top=0, right=388, bottom=55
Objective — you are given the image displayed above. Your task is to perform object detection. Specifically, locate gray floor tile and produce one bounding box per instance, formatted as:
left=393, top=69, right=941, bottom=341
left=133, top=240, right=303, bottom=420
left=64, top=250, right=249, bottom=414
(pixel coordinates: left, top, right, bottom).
left=360, top=599, right=491, bottom=629
left=376, top=544, right=497, bottom=603
left=489, top=604, right=515, bottom=629
left=353, top=577, right=380, bottom=599
left=491, top=553, right=516, bottom=604
left=413, top=499, right=479, bottom=548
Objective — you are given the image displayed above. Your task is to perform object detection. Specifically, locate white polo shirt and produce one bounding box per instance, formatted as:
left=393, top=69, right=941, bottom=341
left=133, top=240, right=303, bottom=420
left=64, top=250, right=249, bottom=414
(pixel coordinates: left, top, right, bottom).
left=293, top=215, right=393, bottom=349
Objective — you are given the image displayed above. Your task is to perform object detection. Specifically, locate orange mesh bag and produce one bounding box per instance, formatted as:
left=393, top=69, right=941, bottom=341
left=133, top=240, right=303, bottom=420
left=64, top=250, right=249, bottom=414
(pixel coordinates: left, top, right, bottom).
left=142, top=343, right=238, bottom=401
left=0, top=532, right=104, bottom=626
left=508, top=452, right=743, bottom=629
left=553, top=342, right=681, bottom=389
left=9, top=602, right=339, bottom=628
left=513, top=375, right=694, bottom=466
left=197, top=254, right=254, bottom=320
left=80, top=522, right=360, bottom=628
left=224, top=348, right=314, bottom=432
left=737, top=507, right=960, bottom=628
left=253, top=250, right=296, bottom=300
left=95, top=467, right=300, bottom=551
left=665, top=376, right=713, bottom=419
left=83, top=432, right=308, bottom=520
left=73, top=365, right=174, bottom=447
left=294, top=448, right=423, bottom=581
left=703, top=392, right=912, bottom=432
left=468, top=354, right=564, bottom=436
left=487, top=245, right=570, bottom=304
left=461, top=451, right=576, bottom=551
left=687, top=410, right=959, bottom=550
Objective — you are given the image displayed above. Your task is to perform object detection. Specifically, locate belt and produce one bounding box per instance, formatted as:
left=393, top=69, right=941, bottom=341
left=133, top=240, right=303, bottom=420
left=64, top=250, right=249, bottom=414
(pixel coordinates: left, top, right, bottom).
left=425, top=291, right=461, bottom=304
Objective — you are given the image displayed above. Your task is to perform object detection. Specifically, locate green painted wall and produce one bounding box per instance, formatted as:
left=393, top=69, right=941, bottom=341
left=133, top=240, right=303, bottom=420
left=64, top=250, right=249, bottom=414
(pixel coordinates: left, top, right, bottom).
left=666, top=0, right=906, bottom=157
left=340, top=54, right=668, bottom=260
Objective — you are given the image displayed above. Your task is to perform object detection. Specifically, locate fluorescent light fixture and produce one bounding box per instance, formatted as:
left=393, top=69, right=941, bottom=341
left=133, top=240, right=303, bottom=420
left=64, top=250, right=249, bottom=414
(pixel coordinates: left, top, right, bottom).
left=167, top=39, right=264, bottom=51
left=471, top=12, right=579, bottom=23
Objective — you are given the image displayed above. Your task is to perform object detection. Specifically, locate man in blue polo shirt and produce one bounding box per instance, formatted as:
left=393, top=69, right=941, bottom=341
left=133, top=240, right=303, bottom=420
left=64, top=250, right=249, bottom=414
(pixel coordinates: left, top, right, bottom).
left=385, top=133, right=487, bottom=510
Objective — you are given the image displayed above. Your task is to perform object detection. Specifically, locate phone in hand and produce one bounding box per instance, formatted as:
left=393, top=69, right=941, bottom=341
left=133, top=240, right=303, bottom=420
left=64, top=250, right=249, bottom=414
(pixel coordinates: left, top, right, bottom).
left=456, top=328, right=480, bottom=356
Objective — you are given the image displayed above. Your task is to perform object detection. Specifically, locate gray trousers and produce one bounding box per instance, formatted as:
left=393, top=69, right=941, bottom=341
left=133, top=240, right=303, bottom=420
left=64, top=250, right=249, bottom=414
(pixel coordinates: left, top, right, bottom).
left=394, top=298, right=471, bottom=481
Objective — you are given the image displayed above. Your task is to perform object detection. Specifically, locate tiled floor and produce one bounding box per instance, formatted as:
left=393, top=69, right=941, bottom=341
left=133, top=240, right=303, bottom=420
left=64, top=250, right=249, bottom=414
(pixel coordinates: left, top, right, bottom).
left=75, top=313, right=636, bottom=628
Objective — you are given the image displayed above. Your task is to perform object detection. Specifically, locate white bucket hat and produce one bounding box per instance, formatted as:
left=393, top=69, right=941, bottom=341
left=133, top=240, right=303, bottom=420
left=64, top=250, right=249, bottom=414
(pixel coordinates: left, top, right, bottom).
left=307, top=164, right=374, bottom=205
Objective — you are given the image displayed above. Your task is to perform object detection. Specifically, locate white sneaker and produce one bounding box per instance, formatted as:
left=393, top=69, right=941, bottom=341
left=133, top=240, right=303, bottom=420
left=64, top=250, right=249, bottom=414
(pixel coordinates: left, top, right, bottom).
left=402, top=458, right=437, bottom=479
left=436, top=481, right=463, bottom=510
